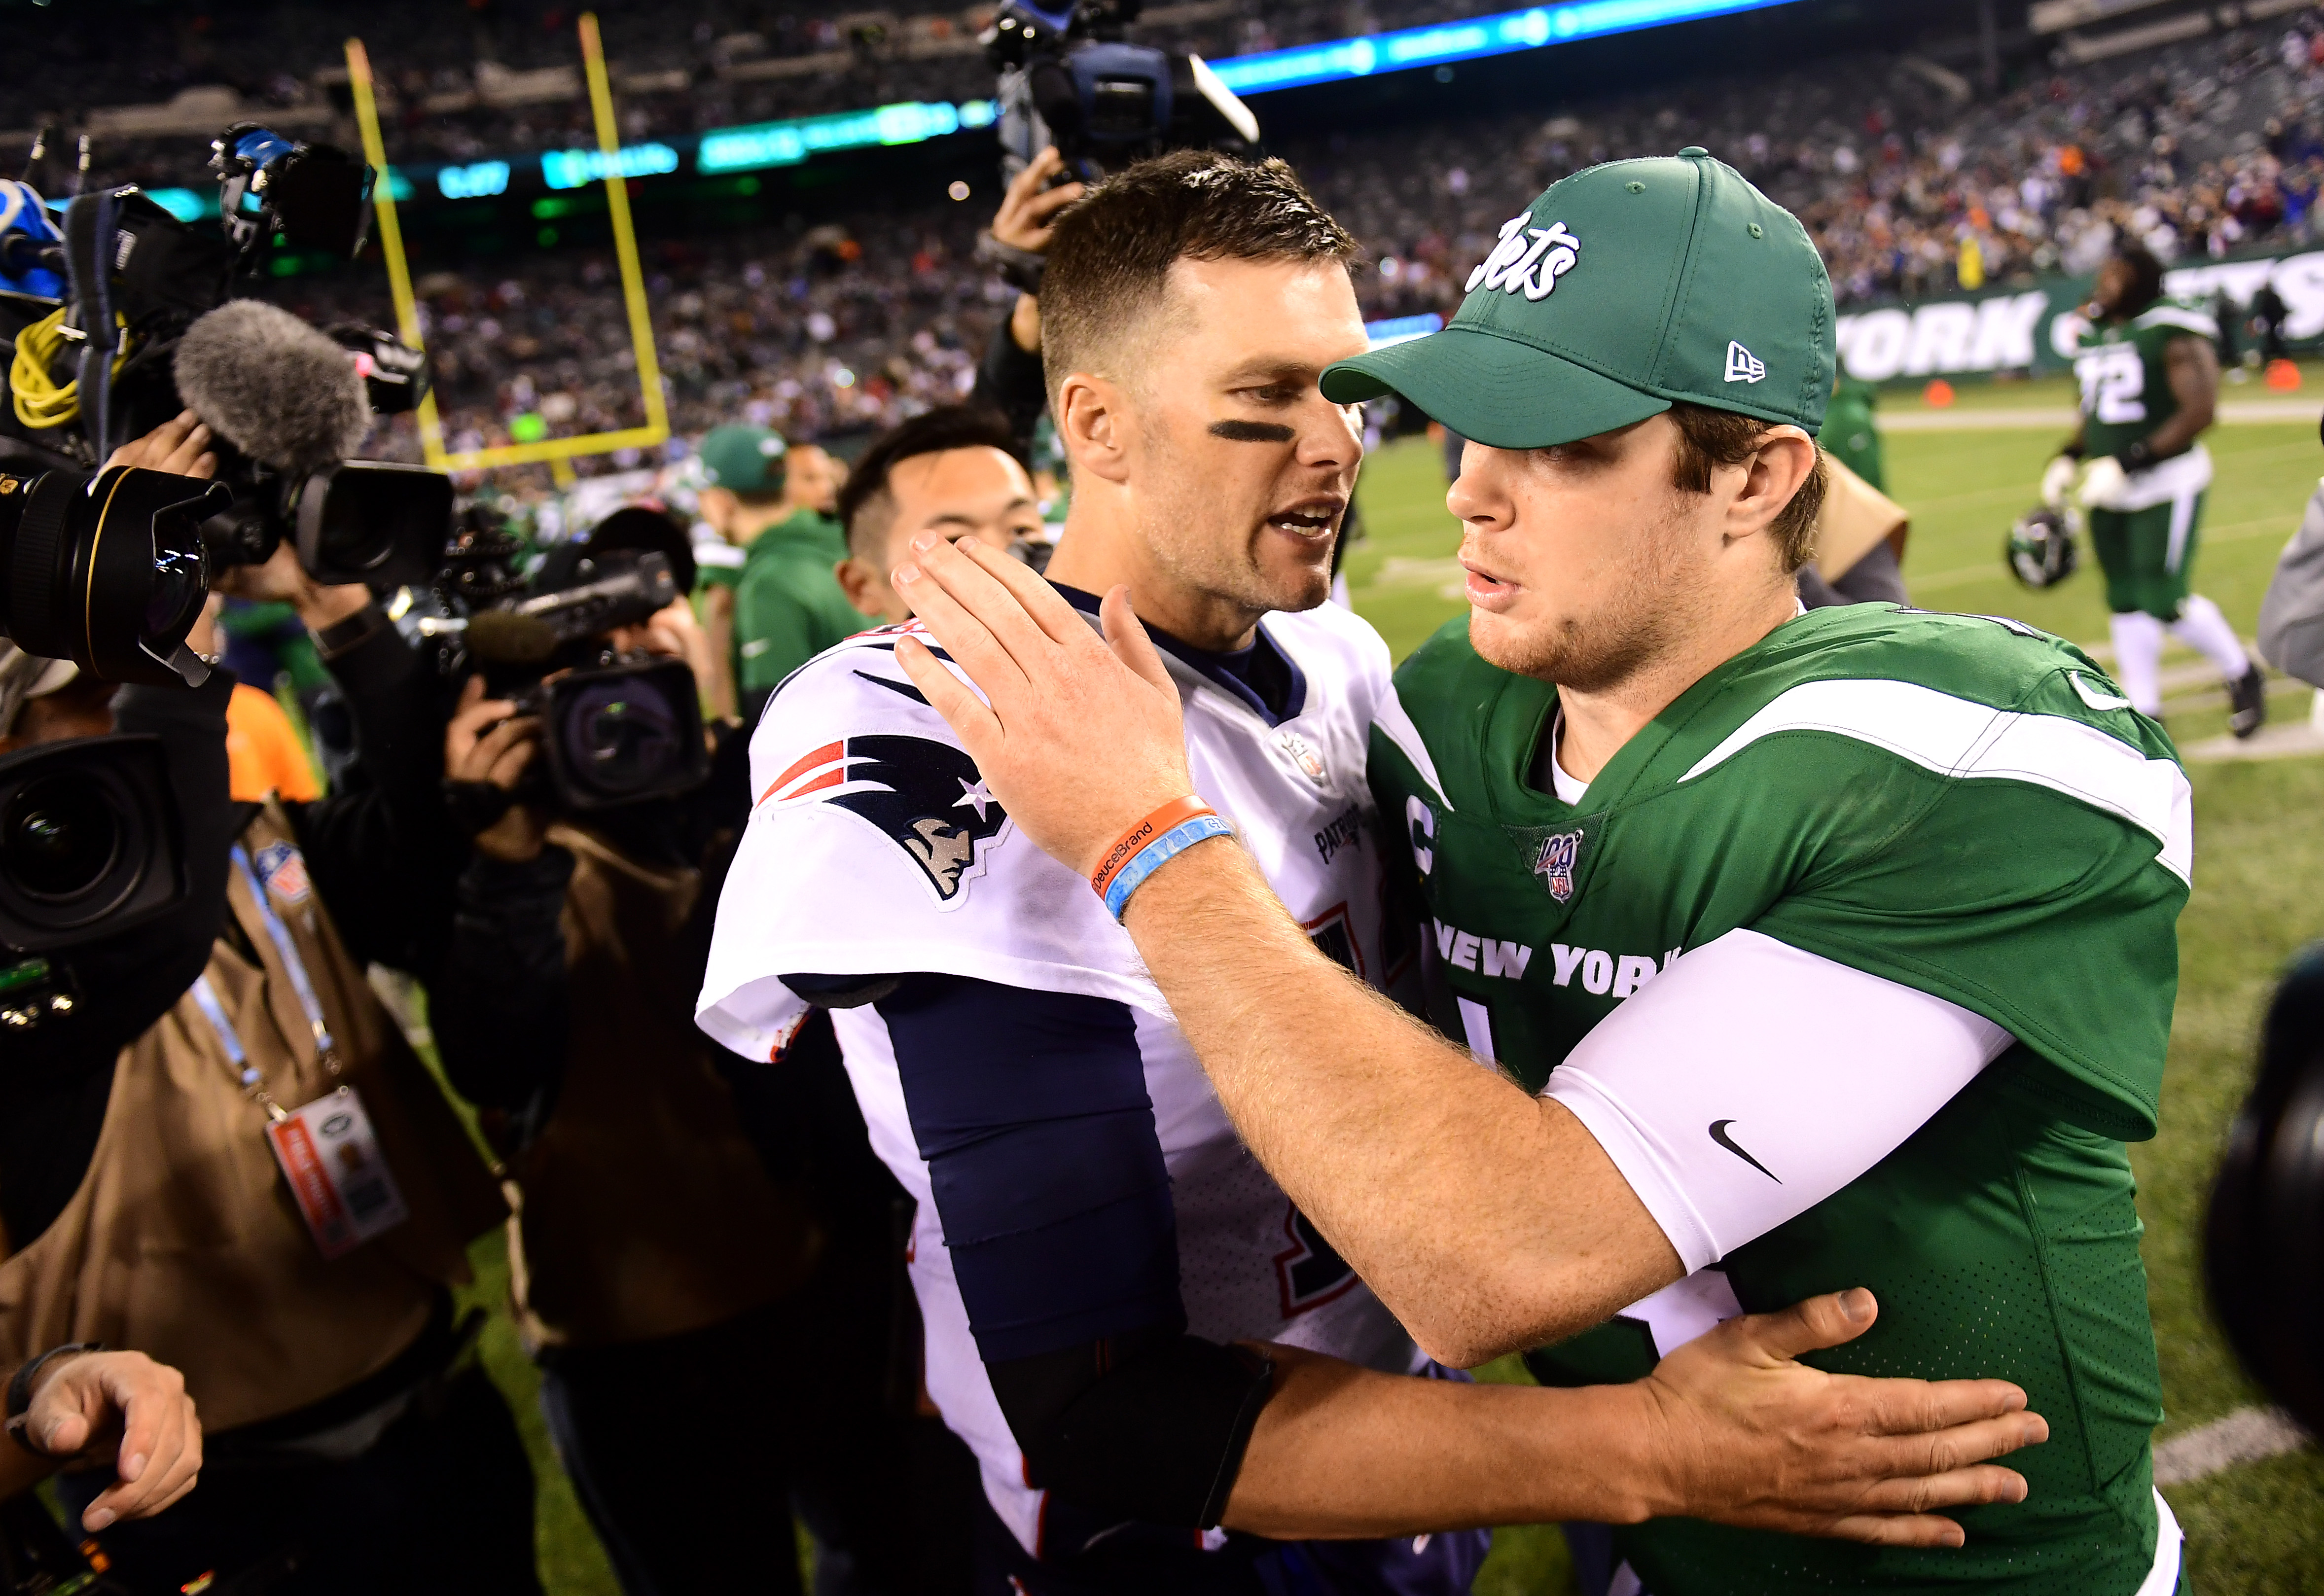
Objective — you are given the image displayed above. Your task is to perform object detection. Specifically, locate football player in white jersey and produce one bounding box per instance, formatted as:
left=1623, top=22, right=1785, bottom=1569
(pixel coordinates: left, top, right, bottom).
left=702, top=153, right=2045, bottom=1593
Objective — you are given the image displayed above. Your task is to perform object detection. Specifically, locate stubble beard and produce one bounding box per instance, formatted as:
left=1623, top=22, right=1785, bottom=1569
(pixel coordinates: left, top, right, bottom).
left=1140, top=421, right=1333, bottom=621
left=1472, top=496, right=1711, bottom=694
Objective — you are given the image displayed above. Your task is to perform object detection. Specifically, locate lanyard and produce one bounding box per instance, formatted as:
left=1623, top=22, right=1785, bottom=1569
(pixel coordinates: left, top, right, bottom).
left=229, top=845, right=339, bottom=1070
left=189, top=973, right=288, bottom=1120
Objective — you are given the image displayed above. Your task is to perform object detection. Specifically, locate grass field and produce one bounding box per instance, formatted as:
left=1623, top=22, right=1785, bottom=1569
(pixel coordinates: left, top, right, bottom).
left=467, top=373, right=2324, bottom=1592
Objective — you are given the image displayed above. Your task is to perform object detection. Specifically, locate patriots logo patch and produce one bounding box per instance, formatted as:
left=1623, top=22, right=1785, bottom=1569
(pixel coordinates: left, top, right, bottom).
left=760, top=735, right=1009, bottom=906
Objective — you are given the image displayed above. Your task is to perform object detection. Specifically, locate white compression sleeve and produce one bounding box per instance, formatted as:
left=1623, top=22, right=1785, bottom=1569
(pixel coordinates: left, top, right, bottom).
left=1541, top=929, right=2014, bottom=1274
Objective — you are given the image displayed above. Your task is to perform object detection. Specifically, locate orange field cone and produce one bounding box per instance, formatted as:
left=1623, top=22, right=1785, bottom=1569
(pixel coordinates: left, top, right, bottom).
left=1923, top=378, right=1956, bottom=407
left=2265, top=359, right=2302, bottom=391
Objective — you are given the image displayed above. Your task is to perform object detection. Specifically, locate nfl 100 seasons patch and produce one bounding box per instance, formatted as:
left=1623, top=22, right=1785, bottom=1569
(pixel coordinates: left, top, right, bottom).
left=1502, top=820, right=1595, bottom=906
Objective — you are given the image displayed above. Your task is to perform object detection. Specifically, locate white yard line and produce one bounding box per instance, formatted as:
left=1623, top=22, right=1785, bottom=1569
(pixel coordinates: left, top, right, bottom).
left=2153, top=1406, right=2313, bottom=1487
left=1882, top=398, right=2321, bottom=431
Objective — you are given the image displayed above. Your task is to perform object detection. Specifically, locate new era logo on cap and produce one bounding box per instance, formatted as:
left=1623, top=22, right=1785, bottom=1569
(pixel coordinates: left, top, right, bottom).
left=1724, top=340, right=1766, bottom=384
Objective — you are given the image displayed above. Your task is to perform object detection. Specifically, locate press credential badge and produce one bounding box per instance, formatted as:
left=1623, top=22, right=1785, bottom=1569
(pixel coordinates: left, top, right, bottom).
left=265, top=1087, right=411, bottom=1260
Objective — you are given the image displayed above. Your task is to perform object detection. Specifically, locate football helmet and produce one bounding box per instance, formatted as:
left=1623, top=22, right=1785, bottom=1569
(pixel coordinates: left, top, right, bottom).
left=2005, top=506, right=2077, bottom=589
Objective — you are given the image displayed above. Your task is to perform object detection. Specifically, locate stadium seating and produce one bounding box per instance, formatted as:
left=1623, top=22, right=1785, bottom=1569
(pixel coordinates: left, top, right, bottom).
left=0, top=0, right=1483, bottom=174
left=234, top=5, right=2320, bottom=492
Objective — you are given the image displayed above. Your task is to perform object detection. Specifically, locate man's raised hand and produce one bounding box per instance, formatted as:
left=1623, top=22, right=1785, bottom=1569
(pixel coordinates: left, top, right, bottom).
left=1638, top=1288, right=2046, bottom=1547
left=893, top=531, right=1190, bottom=879
left=990, top=145, right=1086, bottom=258
left=102, top=410, right=217, bottom=480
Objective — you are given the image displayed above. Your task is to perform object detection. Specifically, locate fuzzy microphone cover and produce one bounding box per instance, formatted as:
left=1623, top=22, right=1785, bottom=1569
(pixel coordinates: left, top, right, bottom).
left=173, top=299, right=372, bottom=473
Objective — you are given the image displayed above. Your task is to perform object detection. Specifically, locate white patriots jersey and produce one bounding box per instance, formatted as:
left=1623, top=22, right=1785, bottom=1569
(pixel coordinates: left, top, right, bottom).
left=699, top=603, right=1428, bottom=1558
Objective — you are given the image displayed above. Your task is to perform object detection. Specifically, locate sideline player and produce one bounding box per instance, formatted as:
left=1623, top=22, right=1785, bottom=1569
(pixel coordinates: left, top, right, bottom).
left=703, top=153, right=2046, bottom=1592
left=888, top=150, right=2188, bottom=1595
left=2046, top=242, right=2265, bottom=734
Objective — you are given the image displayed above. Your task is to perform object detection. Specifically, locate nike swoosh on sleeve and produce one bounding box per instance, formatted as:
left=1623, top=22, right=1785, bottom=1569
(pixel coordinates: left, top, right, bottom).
left=1708, top=1119, right=1781, bottom=1183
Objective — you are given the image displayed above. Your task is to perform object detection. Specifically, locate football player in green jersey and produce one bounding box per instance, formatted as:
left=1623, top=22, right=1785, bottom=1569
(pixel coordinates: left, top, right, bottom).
left=2043, top=242, right=2266, bottom=736
left=890, top=148, right=2191, bottom=1596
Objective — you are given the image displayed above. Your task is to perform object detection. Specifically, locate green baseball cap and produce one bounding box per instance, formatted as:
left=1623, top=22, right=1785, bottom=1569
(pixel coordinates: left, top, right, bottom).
left=1324, top=148, right=1834, bottom=450
left=697, top=425, right=789, bottom=493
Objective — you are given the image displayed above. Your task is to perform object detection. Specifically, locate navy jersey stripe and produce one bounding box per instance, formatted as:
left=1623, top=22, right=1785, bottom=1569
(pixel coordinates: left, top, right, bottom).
left=876, top=973, right=1185, bottom=1362
left=1051, top=583, right=1308, bottom=726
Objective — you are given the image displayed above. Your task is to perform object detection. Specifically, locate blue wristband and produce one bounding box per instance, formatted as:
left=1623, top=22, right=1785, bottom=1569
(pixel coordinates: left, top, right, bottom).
left=1103, top=815, right=1235, bottom=920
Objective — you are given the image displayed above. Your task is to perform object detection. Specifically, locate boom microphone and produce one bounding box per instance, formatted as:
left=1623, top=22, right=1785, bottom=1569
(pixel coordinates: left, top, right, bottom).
left=173, top=299, right=370, bottom=473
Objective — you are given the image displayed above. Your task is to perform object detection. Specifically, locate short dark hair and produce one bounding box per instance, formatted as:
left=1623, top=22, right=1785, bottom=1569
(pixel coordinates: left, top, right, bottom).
left=837, top=406, right=1029, bottom=560
left=2108, top=243, right=2167, bottom=317
left=1039, top=150, right=1357, bottom=404
left=1667, top=401, right=1828, bottom=573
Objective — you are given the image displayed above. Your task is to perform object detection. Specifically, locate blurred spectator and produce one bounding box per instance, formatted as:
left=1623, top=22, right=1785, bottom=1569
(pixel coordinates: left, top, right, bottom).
left=2251, top=277, right=2292, bottom=362
left=1824, top=366, right=1888, bottom=493
left=216, top=599, right=358, bottom=788
left=691, top=424, right=861, bottom=721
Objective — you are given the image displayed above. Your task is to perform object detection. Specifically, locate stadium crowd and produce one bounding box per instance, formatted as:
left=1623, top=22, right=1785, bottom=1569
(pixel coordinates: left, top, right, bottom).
left=10, top=0, right=1494, bottom=179
left=206, top=5, right=2324, bottom=494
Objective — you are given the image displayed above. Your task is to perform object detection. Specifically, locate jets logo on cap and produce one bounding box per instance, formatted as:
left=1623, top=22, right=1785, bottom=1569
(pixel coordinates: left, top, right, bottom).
left=1466, top=213, right=1582, bottom=301
left=1723, top=341, right=1767, bottom=384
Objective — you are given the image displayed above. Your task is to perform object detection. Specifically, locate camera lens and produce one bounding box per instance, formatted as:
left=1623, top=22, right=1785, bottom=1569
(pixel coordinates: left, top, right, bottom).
left=145, top=536, right=208, bottom=640
left=2, top=771, right=121, bottom=901
left=560, top=676, right=684, bottom=801
left=293, top=461, right=450, bottom=590
left=0, top=736, right=181, bottom=952
left=537, top=660, right=709, bottom=812
left=0, top=466, right=231, bottom=687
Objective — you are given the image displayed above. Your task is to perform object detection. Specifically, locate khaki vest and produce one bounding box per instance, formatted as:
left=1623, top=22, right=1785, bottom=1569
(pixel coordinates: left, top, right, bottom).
left=504, top=824, right=818, bottom=1349
left=0, top=804, right=505, bottom=1434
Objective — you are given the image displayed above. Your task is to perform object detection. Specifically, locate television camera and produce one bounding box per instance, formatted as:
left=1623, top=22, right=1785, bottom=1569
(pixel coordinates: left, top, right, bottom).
left=0, top=122, right=448, bottom=969
left=420, top=511, right=711, bottom=816
left=982, top=0, right=1260, bottom=186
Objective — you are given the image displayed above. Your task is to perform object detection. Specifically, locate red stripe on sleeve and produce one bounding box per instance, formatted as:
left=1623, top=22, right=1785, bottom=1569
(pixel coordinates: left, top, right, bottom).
left=759, top=739, right=844, bottom=805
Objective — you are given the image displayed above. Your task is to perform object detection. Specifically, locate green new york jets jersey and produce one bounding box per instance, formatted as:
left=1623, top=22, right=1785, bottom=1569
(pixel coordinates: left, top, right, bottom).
left=2074, top=296, right=2217, bottom=460
left=1368, top=605, right=2187, bottom=1595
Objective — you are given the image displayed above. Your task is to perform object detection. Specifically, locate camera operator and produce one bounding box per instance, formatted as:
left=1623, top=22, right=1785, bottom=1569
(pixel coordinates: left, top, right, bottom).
left=5, top=417, right=238, bottom=1084
left=972, top=147, right=1085, bottom=454
left=0, top=415, right=536, bottom=1596
left=430, top=515, right=971, bottom=1595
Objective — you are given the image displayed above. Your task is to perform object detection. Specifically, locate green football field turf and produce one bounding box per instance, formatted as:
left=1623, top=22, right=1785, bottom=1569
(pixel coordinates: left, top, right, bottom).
left=463, top=374, right=2324, bottom=1592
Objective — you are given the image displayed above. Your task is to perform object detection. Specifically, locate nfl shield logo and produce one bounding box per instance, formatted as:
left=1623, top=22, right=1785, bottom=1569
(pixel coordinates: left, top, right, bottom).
left=1277, top=731, right=1328, bottom=784
left=1534, top=829, right=1581, bottom=903
left=253, top=841, right=313, bottom=905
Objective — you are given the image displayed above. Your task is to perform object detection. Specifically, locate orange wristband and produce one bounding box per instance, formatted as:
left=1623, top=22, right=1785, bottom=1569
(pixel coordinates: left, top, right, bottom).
left=1090, top=796, right=1216, bottom=903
